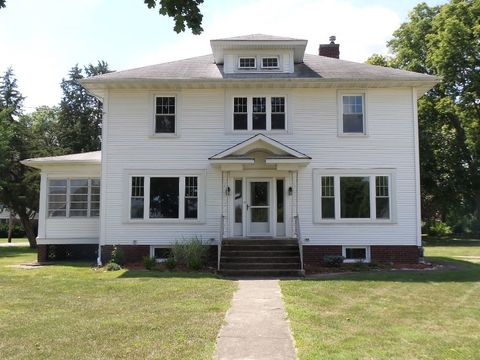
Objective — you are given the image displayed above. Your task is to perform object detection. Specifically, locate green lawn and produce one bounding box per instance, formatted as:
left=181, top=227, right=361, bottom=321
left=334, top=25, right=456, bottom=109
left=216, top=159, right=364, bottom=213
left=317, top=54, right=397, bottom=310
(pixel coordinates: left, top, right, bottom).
left=282, top=241, right=480, bottom=360
left=0, top=247, right=236, bottom=360
left=0, top=237, right=29, bottom=244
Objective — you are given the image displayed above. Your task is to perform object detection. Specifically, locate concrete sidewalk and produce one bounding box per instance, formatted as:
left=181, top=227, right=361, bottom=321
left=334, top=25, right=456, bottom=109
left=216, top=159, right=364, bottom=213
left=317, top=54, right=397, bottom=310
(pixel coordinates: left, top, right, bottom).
left=0, top=242, right=29, bottom=247
left=215, top=279, right=297, bottom=360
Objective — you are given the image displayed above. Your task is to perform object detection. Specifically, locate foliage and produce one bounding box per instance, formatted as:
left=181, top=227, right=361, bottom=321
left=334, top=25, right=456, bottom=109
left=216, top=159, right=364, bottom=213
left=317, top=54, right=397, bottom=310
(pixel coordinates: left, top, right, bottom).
left=145, top=0, right=204, bottom=34
left=0, top=223, right=25, bottom=238
left=57, top=61, right=111, bottom=153
left=322, top=255, right=344, bottom=267
left=366, top=0, right=480, bottom=230
left=428, top=221, right=453, bottom=237
left=171, top=236, right=207, bottom=270
left=165, top=255, right=177, bottom=270
left=143, top=256, right=156, bottom=270
left=111, top=246, right=125, bottom=266
left=105, top=262, right=122, bottom=271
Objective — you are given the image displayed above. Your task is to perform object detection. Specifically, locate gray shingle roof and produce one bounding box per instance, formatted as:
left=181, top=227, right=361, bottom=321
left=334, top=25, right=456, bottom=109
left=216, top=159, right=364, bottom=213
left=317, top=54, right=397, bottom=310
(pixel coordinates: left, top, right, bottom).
left=22, top=151, right=101, bottom=168
left=84, top=54, right=437, bottom=83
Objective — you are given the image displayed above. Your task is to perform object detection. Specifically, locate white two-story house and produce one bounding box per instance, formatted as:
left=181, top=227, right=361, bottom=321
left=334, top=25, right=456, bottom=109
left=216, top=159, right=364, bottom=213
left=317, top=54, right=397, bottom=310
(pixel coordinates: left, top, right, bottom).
left=23, top=34, right=438, bottom=274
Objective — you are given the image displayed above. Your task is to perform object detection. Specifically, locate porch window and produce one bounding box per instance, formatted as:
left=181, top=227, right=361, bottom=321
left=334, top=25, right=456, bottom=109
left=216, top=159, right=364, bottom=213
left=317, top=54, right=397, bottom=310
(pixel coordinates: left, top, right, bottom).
left=47, top=178, right=100, bottom=218
left=155, top=96, right=176, bottom=133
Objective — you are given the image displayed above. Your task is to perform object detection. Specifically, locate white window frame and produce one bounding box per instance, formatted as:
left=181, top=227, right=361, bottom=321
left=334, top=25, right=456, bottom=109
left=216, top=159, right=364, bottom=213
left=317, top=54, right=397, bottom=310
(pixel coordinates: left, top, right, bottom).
left=124, top=170, right=206, bottom=224
left=342, top=245, right=371, bottom=263
left=313, top=169, right=395, bottom=224
left=231, top=95, right=288, bottom=132
left=150, top=245, right=173, bottom=262
left=238, top=56, right=257, bottom=70
left=261, top=56, right=280, bottom=69
left=337, top=91, right=367, bottom=136
left=47, top=178, right=100, bottom=218
left=151, top=93, right=180, bottom=138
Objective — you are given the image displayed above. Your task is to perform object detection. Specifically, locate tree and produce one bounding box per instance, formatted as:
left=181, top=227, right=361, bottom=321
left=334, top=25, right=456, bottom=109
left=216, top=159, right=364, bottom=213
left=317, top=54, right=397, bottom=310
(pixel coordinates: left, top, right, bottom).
left=367, top=0, right=480, bottom=231
left=0, top=1, right=205, bottom=34
left=57, top=61, right=111, bottom=153
left=145, top=0, right=204, bottom=34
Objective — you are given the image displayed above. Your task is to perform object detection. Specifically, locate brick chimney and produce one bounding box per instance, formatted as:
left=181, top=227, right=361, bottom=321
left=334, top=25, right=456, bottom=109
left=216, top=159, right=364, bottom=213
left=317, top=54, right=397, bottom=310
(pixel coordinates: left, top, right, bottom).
left=319, top=36, right=340, bottom=59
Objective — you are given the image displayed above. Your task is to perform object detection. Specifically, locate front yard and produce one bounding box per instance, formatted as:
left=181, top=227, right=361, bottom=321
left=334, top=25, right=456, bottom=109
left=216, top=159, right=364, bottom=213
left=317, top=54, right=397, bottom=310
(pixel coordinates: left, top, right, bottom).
left=0, top=246, right=236, bottom=360
left=281, top=239, right=480, bottom=360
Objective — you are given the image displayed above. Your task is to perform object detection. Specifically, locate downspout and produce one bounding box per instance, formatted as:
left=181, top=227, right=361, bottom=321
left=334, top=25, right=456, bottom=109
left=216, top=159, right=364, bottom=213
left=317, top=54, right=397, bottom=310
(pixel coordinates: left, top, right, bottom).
left=97, top=243, right=102, bottom=267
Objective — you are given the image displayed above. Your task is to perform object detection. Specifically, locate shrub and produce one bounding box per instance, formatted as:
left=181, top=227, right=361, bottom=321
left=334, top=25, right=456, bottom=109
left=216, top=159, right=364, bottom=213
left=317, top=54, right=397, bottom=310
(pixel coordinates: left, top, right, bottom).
left=165, top=255, right=177, bottom=270
left=143, top=256, right=156, bottom=270
left=322, top=255, right=344, bottom=267
left=171, top=236, right=207, bottom=270
left=106, top=262, right=121, bottom=271
left=0, top=223, right=26, bottom=238
left=111, top=246, right=125, bottom=266
left=428, top=221, right=453, bottom=237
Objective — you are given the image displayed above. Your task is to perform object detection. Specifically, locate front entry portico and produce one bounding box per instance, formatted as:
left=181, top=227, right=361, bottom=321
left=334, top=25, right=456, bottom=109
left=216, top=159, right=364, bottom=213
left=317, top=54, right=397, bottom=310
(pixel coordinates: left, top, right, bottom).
left=209, top=134, right=311, bottom=239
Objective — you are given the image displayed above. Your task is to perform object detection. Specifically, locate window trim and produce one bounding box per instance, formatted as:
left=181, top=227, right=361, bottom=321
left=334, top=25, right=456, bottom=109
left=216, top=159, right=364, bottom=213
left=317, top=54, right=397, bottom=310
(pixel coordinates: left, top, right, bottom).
left=47, top=178, right=100, bottom=219
left=337, top=91, right=367, bottom=136
left=124, top=170, right=206, bottom=224
left=342, top=246, right=371, bottom=263
left=151, top=93, right=180, bottom=138
left=238, top=56, right=257, bottom=70
left=313, top=169, right=395, bottom=224
left=231, top=95, right=288, bottom=133
left=260, top=56, right=280, bottom=69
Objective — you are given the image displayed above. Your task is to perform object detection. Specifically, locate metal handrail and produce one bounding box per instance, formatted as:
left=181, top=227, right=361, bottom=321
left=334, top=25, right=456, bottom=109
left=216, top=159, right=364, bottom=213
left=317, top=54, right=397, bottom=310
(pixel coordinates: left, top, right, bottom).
left=294, top=215, right=303, bottom=271
left=218, top=215, right=225, bottom=271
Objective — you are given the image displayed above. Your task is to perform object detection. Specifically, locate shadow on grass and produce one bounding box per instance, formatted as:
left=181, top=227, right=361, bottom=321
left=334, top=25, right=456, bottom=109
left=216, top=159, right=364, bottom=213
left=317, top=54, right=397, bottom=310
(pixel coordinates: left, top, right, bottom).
left=0, top=246, right=36, bottom=257
left=301, top=257, right=480, bottom=283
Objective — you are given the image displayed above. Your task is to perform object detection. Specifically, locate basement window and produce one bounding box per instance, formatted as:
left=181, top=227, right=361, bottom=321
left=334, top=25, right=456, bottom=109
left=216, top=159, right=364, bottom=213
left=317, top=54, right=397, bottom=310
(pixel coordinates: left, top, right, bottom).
left=152, top=247, right=172, bottom=262
left=343, top=246, right=370, bottom=263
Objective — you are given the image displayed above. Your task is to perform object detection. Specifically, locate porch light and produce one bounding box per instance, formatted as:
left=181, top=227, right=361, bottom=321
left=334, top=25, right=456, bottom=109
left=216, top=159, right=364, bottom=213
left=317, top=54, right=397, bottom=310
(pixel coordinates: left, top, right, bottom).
left=288, top=186, right=293, bottom=196
left=225, top=186, right=231, bottom=196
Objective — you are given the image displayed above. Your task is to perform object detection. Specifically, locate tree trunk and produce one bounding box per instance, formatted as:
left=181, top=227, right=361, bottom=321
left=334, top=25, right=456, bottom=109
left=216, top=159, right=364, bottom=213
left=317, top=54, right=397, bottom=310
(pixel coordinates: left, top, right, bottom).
left=7, top=213, right=13, bottom=243
left=18, top=215, right=36, bottom=249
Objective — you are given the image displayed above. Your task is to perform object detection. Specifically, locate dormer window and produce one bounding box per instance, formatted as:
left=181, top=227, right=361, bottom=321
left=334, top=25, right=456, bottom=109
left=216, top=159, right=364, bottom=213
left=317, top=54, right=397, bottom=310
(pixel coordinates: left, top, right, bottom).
left=261, top=57, right=279, bottom=69
left=238, top=57, right=256, bottom=69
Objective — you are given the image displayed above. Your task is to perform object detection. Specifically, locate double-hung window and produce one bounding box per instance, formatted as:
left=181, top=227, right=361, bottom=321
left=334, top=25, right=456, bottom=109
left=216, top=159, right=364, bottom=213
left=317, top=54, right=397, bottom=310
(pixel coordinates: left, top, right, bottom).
left=155, top=96, right=176, bottom=134
left=340, top=93, right=365, bottom=134
left=47, top=178, right=100, bottom=218
left=129, top=175, right=201, bottom=221
left=315, top=171, right=392, bottom=222
left=232, top=96, right=287, bottom=131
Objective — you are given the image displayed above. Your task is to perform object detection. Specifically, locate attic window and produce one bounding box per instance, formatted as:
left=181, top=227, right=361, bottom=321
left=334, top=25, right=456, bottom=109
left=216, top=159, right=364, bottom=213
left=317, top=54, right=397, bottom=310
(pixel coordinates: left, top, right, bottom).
left=261, top=57, right=279, bottom=69
left=238, top=57, right=256, bottom=69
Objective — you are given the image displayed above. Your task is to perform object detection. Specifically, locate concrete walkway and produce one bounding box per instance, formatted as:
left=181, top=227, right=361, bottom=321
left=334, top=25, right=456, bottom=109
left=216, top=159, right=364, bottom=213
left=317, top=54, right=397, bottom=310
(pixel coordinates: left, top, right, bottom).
left=215, top=279, right=297, bottom=360
left=0, top=242, right=29, bottom=247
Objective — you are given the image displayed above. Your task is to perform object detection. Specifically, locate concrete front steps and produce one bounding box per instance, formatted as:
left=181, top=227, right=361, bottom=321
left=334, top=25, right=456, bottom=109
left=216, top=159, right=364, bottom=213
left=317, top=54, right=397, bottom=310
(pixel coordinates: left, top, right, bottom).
left=220, top=238, right=304, bottom=277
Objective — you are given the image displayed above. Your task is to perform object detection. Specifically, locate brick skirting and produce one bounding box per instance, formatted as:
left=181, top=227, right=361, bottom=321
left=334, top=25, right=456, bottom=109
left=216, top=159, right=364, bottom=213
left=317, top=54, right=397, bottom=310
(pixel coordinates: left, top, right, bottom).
left=37, top=244, right=98, bottom=262
left=303, top=245, right=420, bottom=267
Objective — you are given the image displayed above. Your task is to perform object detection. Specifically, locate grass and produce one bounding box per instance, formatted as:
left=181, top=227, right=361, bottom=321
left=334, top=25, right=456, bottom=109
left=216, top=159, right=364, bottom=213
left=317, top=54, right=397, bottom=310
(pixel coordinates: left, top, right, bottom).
left=0, top=247, right=236, bottom=360
left=0, top=237, right=29, bottom=244
left=281, top=240, right=480, bottom=360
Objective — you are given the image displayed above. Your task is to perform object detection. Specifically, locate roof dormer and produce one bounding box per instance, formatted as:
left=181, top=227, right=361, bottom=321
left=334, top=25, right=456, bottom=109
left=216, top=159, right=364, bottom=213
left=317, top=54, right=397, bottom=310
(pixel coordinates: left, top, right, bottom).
left=210, top=34, right=307, bottom=74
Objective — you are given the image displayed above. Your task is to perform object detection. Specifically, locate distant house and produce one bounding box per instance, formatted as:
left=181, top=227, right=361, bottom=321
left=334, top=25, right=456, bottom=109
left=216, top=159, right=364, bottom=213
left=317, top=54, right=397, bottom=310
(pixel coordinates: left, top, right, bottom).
left=22, top=35, right=438, bottom=274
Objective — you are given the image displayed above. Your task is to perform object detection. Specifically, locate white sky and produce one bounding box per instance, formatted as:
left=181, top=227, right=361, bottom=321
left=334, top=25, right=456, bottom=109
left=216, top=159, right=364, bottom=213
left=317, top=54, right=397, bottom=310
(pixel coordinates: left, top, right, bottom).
left=0, top=0, right=446, bottom=112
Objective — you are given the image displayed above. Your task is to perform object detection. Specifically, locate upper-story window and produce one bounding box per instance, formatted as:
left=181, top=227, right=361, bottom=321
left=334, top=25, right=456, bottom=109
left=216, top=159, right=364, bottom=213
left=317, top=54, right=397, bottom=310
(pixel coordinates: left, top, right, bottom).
left=232, top=96, right=286, bottom=131
left=238, top=57, right=256, bottom=69
left=340, top=94, right=365, bottom=134
left=155, top=96, right=176, bottom=134
left=261, top=57, right=279, bottom=69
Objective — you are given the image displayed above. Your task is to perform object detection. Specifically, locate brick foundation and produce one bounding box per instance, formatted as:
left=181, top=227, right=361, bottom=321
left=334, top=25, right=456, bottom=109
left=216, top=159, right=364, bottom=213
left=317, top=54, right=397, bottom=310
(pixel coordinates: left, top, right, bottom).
left=303, top=245, right=420, bottom=267
left=37, top=244, right=98, bottom=262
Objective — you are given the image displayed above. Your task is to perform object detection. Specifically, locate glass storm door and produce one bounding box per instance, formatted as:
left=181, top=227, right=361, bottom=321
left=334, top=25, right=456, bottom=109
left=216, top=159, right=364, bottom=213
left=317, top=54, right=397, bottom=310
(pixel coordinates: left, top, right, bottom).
left=247, top=180, right=271, bottom=235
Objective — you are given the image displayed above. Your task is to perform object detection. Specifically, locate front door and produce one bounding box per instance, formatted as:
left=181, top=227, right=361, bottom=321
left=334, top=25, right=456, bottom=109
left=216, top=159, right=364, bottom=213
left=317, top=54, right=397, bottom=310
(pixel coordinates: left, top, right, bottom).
left=247, top=180, right=271, bottom=235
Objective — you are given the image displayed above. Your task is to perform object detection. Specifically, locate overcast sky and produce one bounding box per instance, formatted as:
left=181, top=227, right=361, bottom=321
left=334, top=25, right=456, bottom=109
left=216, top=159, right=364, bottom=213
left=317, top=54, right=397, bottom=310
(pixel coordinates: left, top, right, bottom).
left=0, top=0, right=446, bottom=111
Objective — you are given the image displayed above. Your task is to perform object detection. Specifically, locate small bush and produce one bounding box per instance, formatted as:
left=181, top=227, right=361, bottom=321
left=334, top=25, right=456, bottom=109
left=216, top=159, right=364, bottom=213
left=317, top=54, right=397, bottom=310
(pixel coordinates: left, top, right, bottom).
left=165, top=256, right=177, bottom=270
left=171, top=236, right=207, bottom=270
left=0, top=223, right=26, bottom=238
left=143, top=256, right=156, bottom=270
left=111, top=246, right=125, bottom=266
left=322, top=255, right=344, bottom=267
left=428, top=221, right=453, bottom=237
left=106, top=262, right=121, bottom=271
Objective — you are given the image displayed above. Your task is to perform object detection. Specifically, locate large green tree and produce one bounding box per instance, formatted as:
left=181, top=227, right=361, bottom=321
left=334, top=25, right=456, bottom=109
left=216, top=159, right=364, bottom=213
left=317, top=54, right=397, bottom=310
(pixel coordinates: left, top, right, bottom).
left=367, top=0, right=480, bottom=231
left=57, top=61, right=110, bottom=153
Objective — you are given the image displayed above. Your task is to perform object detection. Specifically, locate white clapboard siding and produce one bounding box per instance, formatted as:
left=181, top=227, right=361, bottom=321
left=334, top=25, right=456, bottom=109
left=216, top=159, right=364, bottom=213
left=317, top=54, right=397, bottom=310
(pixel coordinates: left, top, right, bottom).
left=101, top=87, right=418, bottom=246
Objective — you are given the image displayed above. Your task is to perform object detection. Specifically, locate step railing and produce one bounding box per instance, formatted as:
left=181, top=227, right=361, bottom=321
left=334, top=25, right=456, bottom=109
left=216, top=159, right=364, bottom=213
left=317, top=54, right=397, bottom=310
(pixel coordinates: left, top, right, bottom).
left=218, top=215, right=224, bottom=271
left=294, top=215, right=304, bottom=271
